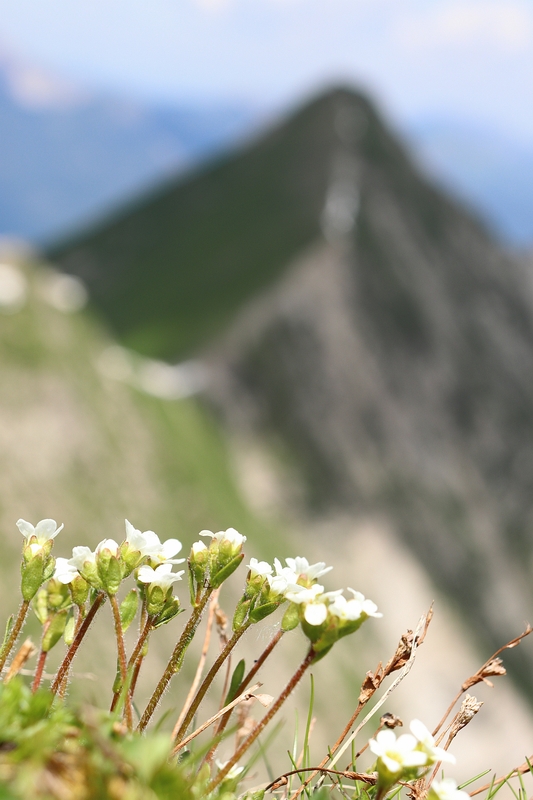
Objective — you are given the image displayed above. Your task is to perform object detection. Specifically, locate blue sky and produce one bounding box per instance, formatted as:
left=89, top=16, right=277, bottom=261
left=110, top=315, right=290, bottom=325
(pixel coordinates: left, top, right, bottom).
left=0, top=0, right=532, bottom=141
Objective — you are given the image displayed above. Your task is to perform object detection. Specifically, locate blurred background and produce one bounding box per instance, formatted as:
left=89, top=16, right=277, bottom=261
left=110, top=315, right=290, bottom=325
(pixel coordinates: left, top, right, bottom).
left=1, top=0, right=533, bottom=781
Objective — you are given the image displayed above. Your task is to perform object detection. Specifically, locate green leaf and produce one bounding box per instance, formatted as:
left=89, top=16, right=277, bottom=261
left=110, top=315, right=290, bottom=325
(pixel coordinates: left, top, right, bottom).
left=224, top=659, right=246, bottom=706
left=119, top=589, right=139, bottom=632
left=63, top=613, right=76, bottom=646
left=281, top=603, right=300, bottom=632
left=211, top=552, right=244, bottom=588
left=249, top=602, right=280, bottom=623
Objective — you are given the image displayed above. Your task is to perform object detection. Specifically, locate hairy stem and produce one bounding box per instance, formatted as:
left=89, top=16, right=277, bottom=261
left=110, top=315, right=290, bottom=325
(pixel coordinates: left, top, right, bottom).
left=204, top=628, right=285, bottom=765
left=0, top=600, right=30, bottom=677
left=109, top=593, right=133, bottom=730
left=138, top=587, right=214, bottom=732
left=31, top=649, right=48, bottom=693
left=110, top=614, right=154, bottom=713
left=173, top=622, right=251, bottom=745
left=207, top=647, right=315, bottom=794
left=51, top=592, right=106, bottom=695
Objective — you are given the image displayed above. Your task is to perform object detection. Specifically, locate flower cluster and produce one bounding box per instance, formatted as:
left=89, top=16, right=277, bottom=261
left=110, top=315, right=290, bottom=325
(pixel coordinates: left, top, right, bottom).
left=370, top=719, right=455, bottom=791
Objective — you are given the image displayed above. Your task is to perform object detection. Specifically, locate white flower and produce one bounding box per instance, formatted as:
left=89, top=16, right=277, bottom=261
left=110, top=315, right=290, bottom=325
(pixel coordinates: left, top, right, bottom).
left=215, top=759, right=245, bottom=781
left=410, top=720, right=455, bottom=764
left=54, top=557, right=80, bottom=584
left=284, top=556, right=333, bottom=581
left=96, top=538, right=120, bottom=556
left=191, top=541, right=207, bottom=554
left=273, top=558, right=299, bottom=584
left=137, top=563, right=184, bottom=590
left=369, top=729, right=428, bottom=774
left=124, top=519, right=184, bottom=564
left=430, top=779, right=470, bottom=800
left=285, top=584, right=343, bottom=626
left=266, top=573, right=294, bottom=597
left=68, top=545, right=97, bottom=571
left=247, top=558, right=272, bottom=578
left=17, top=518, right=63, bottom=545
left=329, top=589, right=382, bottom=621
left=200, top=527, right=246, bottom=547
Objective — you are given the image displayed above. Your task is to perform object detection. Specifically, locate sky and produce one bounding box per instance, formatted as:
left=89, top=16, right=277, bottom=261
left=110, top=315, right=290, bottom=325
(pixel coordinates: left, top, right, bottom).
left=0, top=0, right=532, bottom=142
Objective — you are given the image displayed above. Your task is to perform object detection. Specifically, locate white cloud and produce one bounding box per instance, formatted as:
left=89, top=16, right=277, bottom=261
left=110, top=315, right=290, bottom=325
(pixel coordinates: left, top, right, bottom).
left=394, top=1, right=533, bottom=53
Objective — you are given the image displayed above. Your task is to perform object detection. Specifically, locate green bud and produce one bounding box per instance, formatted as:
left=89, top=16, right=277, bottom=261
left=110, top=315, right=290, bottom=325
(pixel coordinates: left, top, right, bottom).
left=232, top=597, right=252, bottom=631
left=42, top=610, right=69, bottom=652
left=63, top=614, right=76, bottom=646
left=46, top=579, right=72, bottom=611
left=70, top=574, right=90, bottom=607
left=153, top=596, right=182, bottom=628
left=118, top=542, right=144, bottom=577
left=99, top=556, right=123, bottom=596
left=33, top=588, right=49, bottom=625
left=119, top=589, right=139, bottom=632
left=21, top=553, right=47, bottom=601
left=281, top=603, right=300, bottom=632
left=146, top=585, right=165, bottom=616
left=249, top=601, right=281, bottom=623
left=224, top=659, right=245, bottom=705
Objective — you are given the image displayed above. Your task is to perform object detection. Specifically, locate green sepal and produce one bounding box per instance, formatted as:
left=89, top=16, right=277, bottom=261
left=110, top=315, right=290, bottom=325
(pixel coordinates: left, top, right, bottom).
left=188, top=563, right=198, bottom=607
left=281, top=603, right=300, bottom=632
left=211, top=552, right=244, bottom=588
left=249, top=601, right=281, bottom=623
left=146, top=585, right=165, bottom=616
left=310, top=644, right=334, bottom=664
left=63, top=613, right=76, bottom=646
left=42, top=610, right=69, bottom=652
left=103, top=557, right=123, bottom=596
left=46, top=579, right=72, bottom=611
left=224, top=659, right=245, bottom=706
left=119, top=590, right=139, bottom=632
left=21, top=554, right=45, bottom=601
left=32, top=588, right=49, bottom=625
left=112, top=665, right=122, bottom=695
left=153, top=598, right=182, bottom=628
left=232, top=597, right=252, bottom=631
left=42, top=557, right=56, bottom=583
left=70, top=575, right=90, bottom=607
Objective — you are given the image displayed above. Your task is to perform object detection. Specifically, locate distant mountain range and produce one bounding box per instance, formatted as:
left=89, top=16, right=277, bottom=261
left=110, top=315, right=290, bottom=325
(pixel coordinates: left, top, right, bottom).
left=0, top=49, right=532, bottom=248
left=47, top=86, right=533, bottom=704
left=0, top=65, right=255, bottom=242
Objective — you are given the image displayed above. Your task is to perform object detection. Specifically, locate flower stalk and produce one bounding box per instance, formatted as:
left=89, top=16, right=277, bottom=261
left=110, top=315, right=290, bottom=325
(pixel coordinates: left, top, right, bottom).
left=51, top=591, right=106, bottom=695
left=206, top=646, right=315, bottom=794
left=173, top=621, right=251, bottom=745
left=137, top=586, right=214, bottom=732
left=0, top=600, right=30, bottom=677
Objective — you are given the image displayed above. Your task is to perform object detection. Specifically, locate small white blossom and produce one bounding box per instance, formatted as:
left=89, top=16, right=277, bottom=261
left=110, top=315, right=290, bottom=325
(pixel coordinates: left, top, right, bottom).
left=247, top=558, right=272, bottom=578
left=430, top=779, right=470, bottom=800
left=54, top=557, right=80, bottom=584
left=369, top=729, right=428, bottom=774
left=137, top=563, right=184, bottom=590
left=410, top=720, right=455, bottom=764
left=96, top=538, right=120, bottom=556
left=191, top=541, right=207, bottom=554
left=329, top=589, right=382, bottom=621
left=17, top=518, right=64, bottom=545
left=68, top=545, right=97, bottom=571
left=124, top=519, right=184, bottom=564
left=200, top=527, right=246, bottom=547
left=285, top=556, right=332, bottom=581
left=285, top=584, right=343, bottom=626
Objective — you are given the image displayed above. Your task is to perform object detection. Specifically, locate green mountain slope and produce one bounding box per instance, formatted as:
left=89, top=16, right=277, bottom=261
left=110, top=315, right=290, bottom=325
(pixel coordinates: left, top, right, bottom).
left=46, top=88, right=381, bottom=360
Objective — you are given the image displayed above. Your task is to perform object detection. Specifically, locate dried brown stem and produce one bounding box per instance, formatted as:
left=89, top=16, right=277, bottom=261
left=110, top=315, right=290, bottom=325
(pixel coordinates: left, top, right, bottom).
left=431, top=624, right=532, bottom=737
left=266, top=768, right=377, bottom=792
